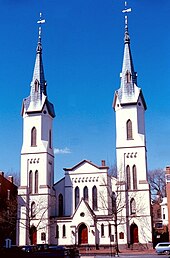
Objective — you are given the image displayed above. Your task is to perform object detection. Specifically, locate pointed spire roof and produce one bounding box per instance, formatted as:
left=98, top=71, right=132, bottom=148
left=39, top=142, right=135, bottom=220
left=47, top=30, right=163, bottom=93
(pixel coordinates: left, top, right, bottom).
left=30, top=15, right=47, bottom=101
left=121, top=20, right=137, bottom=93
left=21, top=14, right=55, bottom=117
left=113, top=4, right=146, bottom=110
left=31, top=32, right=47, bottom=97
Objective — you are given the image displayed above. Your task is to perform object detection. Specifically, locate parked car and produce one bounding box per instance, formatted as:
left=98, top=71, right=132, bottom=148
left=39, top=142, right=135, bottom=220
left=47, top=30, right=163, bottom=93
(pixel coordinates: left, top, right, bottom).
left=36, top=244, right=49, bottom=251
left=19, top=245, right=38, bottom=253
left=155, top=242, right=170, bottom=254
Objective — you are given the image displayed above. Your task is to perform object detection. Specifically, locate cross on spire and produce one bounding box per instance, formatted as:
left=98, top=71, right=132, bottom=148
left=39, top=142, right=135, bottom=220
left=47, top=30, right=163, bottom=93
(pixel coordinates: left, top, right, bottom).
left=122, top=1, right=132, bottom=30
left=37, top=12, right=45, bottom=41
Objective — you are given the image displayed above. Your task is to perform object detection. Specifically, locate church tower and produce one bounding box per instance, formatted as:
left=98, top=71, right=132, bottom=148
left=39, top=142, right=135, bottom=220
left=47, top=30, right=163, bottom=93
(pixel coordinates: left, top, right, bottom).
left=113, top=5, right=152, bottom=246
left=17, top=16, right=55, bottom=246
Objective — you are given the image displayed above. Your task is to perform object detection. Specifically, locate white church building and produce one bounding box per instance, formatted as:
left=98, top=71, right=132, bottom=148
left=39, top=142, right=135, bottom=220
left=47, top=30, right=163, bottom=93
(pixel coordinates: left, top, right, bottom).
left=17, top=10, right=153, bottom=249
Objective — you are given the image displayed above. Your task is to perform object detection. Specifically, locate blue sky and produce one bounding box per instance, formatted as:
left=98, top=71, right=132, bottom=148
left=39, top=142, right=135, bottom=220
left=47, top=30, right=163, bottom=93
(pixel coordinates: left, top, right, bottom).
left=0, top=0, right=170, bottom=182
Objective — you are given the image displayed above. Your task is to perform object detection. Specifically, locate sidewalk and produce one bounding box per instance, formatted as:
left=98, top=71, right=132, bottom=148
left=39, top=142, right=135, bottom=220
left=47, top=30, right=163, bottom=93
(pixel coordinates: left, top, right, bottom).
left=80, top=247, right=155, bottom=256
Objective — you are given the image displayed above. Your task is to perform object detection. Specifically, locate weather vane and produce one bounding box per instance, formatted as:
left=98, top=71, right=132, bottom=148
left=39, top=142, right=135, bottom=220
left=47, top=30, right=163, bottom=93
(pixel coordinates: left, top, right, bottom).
left=122, top=1, right=132, bottom=29
left=37, top=12, right=45, bottom=40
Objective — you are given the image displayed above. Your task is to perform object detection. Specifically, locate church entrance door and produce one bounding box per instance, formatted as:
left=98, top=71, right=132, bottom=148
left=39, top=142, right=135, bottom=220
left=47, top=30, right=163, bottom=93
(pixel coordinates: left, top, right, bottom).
left=130, top=223, right=138, bottom=244
left=30, top=225, right=37, bottom=245
left=78, top=223, right=88, bottom=245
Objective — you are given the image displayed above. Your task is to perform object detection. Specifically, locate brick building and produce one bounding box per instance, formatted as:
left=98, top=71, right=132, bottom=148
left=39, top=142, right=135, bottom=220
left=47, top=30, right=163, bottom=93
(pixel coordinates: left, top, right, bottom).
left=165, top=166, right=170, bottom=241
left=0, top=171, right=18, bottom=246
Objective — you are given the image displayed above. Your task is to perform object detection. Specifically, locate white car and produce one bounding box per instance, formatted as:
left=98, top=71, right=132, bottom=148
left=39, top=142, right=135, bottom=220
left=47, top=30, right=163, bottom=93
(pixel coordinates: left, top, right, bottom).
left=155, top=242, right=170, bottom=255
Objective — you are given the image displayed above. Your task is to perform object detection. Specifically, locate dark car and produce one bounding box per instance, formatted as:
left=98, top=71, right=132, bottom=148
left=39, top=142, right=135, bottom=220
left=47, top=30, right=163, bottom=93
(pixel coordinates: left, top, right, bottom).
left=30, top=245, right=70, bottom=257
left=36, top=244, right=49, bottom=251
left=19, top=245, right=38, bottom=253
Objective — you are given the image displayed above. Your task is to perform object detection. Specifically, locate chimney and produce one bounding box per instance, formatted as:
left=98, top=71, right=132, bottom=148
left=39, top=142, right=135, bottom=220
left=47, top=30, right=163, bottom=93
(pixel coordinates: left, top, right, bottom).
left=8, top=176, right=13, bottom=184
left=101, top=160, right=106, bottom=167
left=166, top=166, right=170, bottom=175
left=0, top=171, right=4, bottom=177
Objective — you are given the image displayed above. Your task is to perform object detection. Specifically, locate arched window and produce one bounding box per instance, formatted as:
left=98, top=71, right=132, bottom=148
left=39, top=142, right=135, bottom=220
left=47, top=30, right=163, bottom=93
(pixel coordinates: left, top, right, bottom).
left=132, top=165, right=137, bottom=190
left=41, top=232, right=46, bottom=241
left=75, top=186, right=79, bottom=209
left=31, top=127, right=37, bottom=146
left=58, top=194, right=63, bottom=216
left=34, top=79, right=39, bottom=92
left=63, top=225, right=66, bottom=237
left=119, top=232, right=124, bottom=239
left=130, top=198, right=136, bottom=215
left=29, top=170, right=33, bottom=193
left=112, top=191, right=116, bottom=214
left=126, top=119, right=133, bottom=140
left=35, top=170, right=38, bottom=193
left=56, top=225, right=59, bottom=238
left=101, top=224, right=104, bottom=237
left=126, top=165, right=131, bottom=190
left=126, top=70, right=131, bottom=83
left=83, top=186, right=88, bottom=202
left=108, top=223, right=111, bottom=237
left=31, top=202, right=36, bottom=218
left=92, top=186, right=98, bottom=210
left=49, top=130, right=52, bottom=149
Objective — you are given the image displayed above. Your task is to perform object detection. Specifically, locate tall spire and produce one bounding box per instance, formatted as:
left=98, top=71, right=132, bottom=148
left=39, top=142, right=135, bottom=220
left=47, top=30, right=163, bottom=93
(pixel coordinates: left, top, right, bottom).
left=22, top=13, right=55, bottom=118
left=120, top=1, right=137, bottom=101
left=31, top=13, right=47, bottom=101
left=113, top=1, right=146, bottom=110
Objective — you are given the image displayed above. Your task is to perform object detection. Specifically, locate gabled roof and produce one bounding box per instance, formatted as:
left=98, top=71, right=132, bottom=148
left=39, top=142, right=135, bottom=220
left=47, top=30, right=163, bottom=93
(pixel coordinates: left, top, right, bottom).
left=64, top=159, right=109, bottom=171
left=72, top=197, right=95, bottom=219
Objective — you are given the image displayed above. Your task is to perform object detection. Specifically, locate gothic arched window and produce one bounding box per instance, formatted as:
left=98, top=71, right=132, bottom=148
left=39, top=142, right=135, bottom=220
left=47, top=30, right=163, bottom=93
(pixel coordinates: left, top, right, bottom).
left=29, top=170, right=33, bottom=193
left=126, top=70, right=131, bottom=83
left=108, top=223, right=111, bottom=237
left=49, top=130, right=52, bottom=149
left=63, top=225, right=66, bottom=237
left=126, top=165, right=131, bottom=190
left=92, top=186, right=98, bottom=210
left=101, top=224, right=104, bottom=237
left=56, top=225, right=59, bottom=238
left=126, top=119, right=133, bottom=140
left=58, top=193, right=63, bottom=216
left=31, top=127, right=37, bottom=146
left=31, top=201, right=36, bottom=218
left=83, top=186, right=88, bottom=202
left=130, top=198, right=136, bottom=214
left=34, top=80, right=39, bottom=92
left=35, top=170, right=38, bottom=193
left=75, top=186, right=80, bottom=209
left=132, top=165, right=137, bottom=190
left=41, top=232, right=46, bottom=241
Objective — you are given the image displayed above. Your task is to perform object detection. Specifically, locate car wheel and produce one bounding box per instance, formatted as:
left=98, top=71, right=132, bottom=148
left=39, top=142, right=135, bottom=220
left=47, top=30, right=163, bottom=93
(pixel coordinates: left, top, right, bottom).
left=164, top=250, right=170, bottom=255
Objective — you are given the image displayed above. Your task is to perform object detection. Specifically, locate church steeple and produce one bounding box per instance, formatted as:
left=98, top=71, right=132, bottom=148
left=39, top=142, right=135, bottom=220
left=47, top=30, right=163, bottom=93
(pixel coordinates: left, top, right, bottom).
left=120, top=12, right=137, bottom=95
left=113, top=2, right=146, bottom=109
left=22, top=13, right=55, bottom=118
left=30, top=13, right=47, bottom=101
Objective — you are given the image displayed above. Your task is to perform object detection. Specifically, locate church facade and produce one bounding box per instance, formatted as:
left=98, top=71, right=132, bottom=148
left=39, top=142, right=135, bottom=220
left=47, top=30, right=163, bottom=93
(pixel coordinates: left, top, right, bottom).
left=17, top=12, right=152, bottom=249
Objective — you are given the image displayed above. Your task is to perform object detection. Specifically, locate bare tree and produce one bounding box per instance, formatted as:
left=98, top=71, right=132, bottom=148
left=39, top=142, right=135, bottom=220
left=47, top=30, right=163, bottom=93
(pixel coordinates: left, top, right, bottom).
left=148, top=168, right=166, bottom=201
left=108, top=163, right=117, bottom=178
left=18, top=195, right=51, bottom=245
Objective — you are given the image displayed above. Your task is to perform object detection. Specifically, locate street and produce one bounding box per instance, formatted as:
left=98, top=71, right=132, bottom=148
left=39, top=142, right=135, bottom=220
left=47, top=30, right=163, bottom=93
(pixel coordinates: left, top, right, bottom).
left=81, top=254, right=169, bottom=258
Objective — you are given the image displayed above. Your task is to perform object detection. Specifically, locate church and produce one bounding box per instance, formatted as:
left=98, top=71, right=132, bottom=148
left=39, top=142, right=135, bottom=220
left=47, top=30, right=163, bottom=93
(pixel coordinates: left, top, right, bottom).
left=17, top=8, right=153, bottom=249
